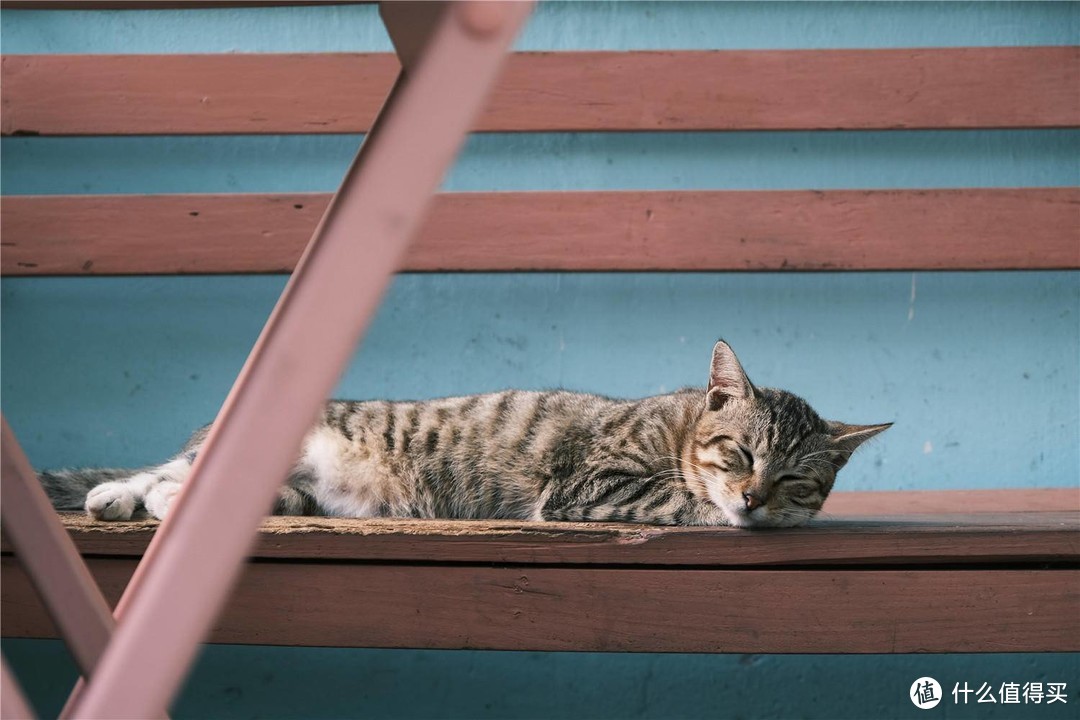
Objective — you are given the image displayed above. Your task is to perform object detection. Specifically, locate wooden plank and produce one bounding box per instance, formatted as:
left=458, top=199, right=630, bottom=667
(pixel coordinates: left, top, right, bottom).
left=4, top=489, right=1076, bottom=566
left=3, top=47, right=1077, bottom=135
left=26, top=511, right=1080, bottom=567
left=825, top=488, right=1080, bottom=515
left=3, top=557, right=1076, bottom=652
left=3, top=188, right=1077, bottom=275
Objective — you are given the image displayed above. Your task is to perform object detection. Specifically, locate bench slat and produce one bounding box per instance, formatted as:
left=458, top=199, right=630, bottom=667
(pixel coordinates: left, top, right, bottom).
left=3, top=188, right=1077, bottom=275
left=7, top=492, right=1074, bottom=651
left=3, top=48, right=1077, bottom=135
left=3, top=558, right=1075, bottom=652
left=825, top=488, right=1079, bottom=515
left=5, top=487, right=1076, bottom=566
left=16, top=510, right=1076, bottom=566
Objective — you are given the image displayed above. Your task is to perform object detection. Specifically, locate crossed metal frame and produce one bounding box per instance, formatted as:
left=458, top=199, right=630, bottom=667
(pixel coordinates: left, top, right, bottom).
left=0, top=3, right=533, bottom=717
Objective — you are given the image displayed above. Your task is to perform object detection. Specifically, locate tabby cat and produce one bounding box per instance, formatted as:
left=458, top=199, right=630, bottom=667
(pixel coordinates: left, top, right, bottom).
left=42, top=341, right=889, bottom=528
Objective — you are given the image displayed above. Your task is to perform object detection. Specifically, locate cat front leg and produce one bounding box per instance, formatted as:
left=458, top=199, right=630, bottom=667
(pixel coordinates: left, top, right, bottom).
left=85, top=481, right=139, bottom=521
left=539, top=470, right=696, bottom=525
left=86, top=456, right=192, bottom=521
left=538, top=472, right=650, bottom=523
left=143, top=479, right=184, bottom=520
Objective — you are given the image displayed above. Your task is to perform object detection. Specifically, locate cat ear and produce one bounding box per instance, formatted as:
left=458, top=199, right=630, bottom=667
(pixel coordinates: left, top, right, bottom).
left=826, top=421, right=892, bottom=470
left=706, top=340, right=755, bottom=410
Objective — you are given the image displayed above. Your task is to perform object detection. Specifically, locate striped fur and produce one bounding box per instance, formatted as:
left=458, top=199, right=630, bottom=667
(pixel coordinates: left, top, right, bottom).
left=43, top=342, right=890, bottom=528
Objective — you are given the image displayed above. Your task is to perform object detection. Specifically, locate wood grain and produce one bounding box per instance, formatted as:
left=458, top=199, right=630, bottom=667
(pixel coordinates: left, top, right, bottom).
left=3, top=188, right=1077, bottom=275
left=825, top=488, right=1080, bottom=515
left=3, top=489, right=1076, bottom=567
left=5, top=493, right=1074, bottom=651
left=3, top=558, right=1075, bottom=652
left=3, top=48, right=1077, bottom=135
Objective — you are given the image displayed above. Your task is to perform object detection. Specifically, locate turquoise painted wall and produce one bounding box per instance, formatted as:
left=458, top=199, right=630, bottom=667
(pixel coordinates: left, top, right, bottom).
left=2, top=2, right=1077, bottom=718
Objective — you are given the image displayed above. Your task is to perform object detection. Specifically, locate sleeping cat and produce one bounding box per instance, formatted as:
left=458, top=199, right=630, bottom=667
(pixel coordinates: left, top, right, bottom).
left=41, top=341, right=889, bottom=528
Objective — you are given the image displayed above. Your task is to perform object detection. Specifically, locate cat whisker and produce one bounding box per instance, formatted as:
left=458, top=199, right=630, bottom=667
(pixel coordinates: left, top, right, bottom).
left=655, top=455, right=714, bottom=478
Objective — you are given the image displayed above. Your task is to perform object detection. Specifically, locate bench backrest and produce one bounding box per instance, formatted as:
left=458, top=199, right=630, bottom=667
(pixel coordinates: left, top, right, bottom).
left=2, top=7, right=1077, bottom=276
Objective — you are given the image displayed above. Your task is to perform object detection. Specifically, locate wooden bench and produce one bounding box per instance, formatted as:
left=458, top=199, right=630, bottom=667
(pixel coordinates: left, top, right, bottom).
left=1, top=5, right=1077, bottom=710
left=3, top=489, right=1078, bottom=653
left=3, top=46, right=1079, bottom=274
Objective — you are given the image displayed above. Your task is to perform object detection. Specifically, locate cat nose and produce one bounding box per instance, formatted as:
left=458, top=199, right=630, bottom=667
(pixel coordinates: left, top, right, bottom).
left=742, top=492, right=764, bottom=512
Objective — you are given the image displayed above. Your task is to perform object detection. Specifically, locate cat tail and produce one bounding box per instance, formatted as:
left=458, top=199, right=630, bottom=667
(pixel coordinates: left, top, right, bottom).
left=37, top=468, right=139, bottom=510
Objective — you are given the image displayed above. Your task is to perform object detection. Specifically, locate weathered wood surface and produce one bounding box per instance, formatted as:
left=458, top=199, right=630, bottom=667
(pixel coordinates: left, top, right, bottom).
left=4, top=189, right=1077, bottom=275
left=5, top=491, right=1075, bottom=651
left=3, top=558, right=1076, bottom=652
left=3, top=48, right=1077, bottom=135
left=12, top=510, right=1075, bottom=567
left=824, top=488, right=1078, bottom=515
left=2, top=489, right=1075, bottom=566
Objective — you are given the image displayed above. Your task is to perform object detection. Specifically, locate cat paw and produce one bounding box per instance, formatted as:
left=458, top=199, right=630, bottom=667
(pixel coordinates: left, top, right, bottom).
left=86, top=482, right=136, bottom=521
left=144, top=480, right=182, bottom=520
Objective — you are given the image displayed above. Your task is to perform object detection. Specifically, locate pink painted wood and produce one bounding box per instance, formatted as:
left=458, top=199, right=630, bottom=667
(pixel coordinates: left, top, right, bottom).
left=3, top=47, right=1076, bottom=134
left=1, top=658, right=34, bottom=720
left=825, top=488, right=1080, bottom=515
left=68, top=3, right=533, bottom=718
left=0, top=418, right=116, bottom=678
left=2, top=188, right=1077, bottom=275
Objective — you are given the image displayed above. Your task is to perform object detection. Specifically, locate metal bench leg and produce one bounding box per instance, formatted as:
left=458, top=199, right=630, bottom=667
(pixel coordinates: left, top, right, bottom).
left=1, top=418, right=116, bottom=680
left=69, top=3, right=532, bottom=718
left=2, top=656, right=35, bottom=720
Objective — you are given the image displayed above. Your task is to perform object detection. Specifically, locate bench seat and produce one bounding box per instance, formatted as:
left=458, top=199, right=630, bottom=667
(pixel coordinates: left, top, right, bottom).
left=4, top=489, right=1076, bottom=654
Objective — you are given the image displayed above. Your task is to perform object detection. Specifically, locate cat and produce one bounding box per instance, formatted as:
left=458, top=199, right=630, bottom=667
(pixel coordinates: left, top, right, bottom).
left=41, top=341, right=889, bottom=528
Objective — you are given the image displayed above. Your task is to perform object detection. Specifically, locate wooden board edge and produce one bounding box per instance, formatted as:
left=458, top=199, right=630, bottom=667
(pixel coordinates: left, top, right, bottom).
left=3, top=188, right=1078, bottom=275
left=3, top=559, right=1077, bottom=652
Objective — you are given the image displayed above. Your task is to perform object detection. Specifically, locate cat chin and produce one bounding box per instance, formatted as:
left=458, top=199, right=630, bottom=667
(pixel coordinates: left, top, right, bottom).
left=717, top=502, right=770, bottom=529
left=718, top=501, right=819, bottom=528
left=704, top=486, right=764, bottom=528
left=724, top=513, right=756, bottom=528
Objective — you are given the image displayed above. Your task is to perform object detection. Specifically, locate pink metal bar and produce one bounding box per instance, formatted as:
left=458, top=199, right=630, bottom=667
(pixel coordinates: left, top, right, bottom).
left=2, top=657, right=35, bottom=720
left=0, top=417, right=116, bottom=676
left=381, top=1, right=449, bottom=69
left=70, top=3, right=533, bottom=718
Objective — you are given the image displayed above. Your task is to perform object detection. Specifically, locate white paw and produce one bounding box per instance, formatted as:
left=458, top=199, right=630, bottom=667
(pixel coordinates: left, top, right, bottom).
left=144, top=480, right=183, bottom=520
left=86, top=482, right=136, bottom=521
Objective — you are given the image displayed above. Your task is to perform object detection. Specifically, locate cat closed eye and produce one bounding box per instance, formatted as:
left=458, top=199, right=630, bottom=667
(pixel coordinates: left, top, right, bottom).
left=727, top=444, right=754, bottom=468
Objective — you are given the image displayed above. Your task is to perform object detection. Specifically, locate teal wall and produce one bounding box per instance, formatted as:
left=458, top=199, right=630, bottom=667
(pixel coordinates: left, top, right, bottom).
left=5, top=639, right=1079, bottom=720
left=2, top=2, right=1077, bottom=718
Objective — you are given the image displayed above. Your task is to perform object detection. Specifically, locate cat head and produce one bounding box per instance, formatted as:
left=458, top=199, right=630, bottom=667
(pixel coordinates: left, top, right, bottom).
left=683, top=340, right=890, bottom=528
